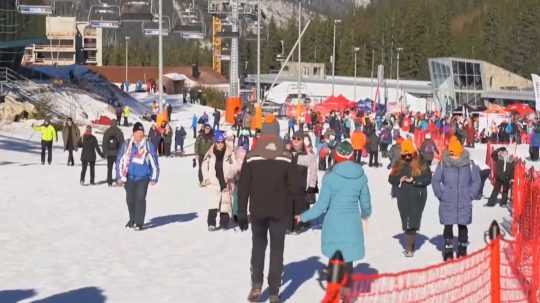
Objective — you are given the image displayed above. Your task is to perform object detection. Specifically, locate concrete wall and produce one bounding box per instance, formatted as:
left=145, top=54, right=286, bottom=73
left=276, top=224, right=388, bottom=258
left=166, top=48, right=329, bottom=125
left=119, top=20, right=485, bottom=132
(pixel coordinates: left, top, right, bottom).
left=483, top=62, right=532, bottom=91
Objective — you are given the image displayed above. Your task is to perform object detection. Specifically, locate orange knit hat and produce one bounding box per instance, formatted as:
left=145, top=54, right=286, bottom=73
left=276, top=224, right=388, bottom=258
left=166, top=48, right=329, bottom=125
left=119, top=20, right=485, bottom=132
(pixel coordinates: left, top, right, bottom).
left=400, top=139, right=416, bottom=155
left=448, top=136, right=464, bottom=157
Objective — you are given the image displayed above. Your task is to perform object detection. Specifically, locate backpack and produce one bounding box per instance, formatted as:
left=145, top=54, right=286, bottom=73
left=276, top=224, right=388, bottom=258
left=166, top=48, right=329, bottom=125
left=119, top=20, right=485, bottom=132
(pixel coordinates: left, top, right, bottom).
left=381, top=129, right=391, bottom=143
left=421, top=142, right=435, bottom=154
left=108, top=135, right=120, bottom=151
left=505, top=124, right=513, bottom=134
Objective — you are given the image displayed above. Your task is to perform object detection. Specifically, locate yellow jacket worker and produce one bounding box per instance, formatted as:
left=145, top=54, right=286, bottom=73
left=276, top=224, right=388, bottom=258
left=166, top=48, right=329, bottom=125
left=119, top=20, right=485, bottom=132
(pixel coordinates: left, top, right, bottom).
left=32, top=119, right=57, bottom=165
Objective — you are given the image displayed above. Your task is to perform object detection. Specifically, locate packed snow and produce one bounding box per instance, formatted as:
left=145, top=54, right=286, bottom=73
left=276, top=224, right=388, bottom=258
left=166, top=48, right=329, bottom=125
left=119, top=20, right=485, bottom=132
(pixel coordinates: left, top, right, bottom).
left=0, top=93, right=514, bottom=302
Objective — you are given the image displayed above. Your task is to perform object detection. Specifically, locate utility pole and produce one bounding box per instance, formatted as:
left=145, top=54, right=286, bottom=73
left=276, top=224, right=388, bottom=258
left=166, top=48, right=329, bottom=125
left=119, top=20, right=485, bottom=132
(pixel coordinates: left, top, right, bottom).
left=370, top=48, right=375, bottom=99
left=396, top=47, right=403, bottom=110
left=353, top=47, right=360, bottom=101
left=125, top=36, right=130, bottom=92
left=230, top=0, right=240, bottom=98
left=256, top=0, right=261, bottom=103
left=158, top=0, right=164, bottom=111
left=332, top=19, right=341, bottom=97
left=297, top=0, right=302, bottom=103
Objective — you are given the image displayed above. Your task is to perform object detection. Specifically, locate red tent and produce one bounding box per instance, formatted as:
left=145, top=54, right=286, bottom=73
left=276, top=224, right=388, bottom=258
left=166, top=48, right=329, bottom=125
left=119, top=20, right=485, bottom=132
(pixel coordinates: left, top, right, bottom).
left=314, top=95, right=355, bottom=115
left=506, top=103, right=534, bottom=117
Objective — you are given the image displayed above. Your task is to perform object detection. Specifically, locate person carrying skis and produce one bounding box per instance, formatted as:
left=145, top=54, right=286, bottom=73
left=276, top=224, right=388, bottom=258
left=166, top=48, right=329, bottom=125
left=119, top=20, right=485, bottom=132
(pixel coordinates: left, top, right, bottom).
left=78, top=125, right=104, bottom=185
left=62, top=117, right=80, bottom=166
left=296, top=141, right=371, bottom=299
left=432, top=136, right=481, bottom=260
left=116, top=122, right=159, bottom=230
left=102, top=119, right=125, bottom=186
left=32, top=119, right=57, bottom=165
left=388, top=139, right=432, bottom=257
left=201, top=131, right=238, bottom=231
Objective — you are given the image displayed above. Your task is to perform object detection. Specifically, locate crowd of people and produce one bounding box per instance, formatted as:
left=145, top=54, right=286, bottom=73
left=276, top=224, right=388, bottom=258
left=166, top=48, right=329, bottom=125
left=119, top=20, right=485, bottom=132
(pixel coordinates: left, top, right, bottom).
left=28, top=102, right=535, bottom=303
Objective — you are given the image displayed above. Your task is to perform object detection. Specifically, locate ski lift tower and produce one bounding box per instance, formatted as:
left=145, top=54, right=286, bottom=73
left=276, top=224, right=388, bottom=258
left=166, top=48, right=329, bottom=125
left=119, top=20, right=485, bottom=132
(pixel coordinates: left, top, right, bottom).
left=208, top=0, right=257, bottom=98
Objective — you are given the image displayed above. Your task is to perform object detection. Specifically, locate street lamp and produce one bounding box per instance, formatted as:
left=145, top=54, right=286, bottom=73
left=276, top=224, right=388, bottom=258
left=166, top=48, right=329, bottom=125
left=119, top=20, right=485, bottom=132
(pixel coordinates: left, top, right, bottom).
left=125, top=36, right=130, bottom=93
left=332, top=19, right=341, bottom=97
left=256, top=0, right=261, bottom=103
left=353, top=47, right=360, bottom=101
left=396, top=47, right=403, bottom=109
left=158, top=0, right=164, bottom=112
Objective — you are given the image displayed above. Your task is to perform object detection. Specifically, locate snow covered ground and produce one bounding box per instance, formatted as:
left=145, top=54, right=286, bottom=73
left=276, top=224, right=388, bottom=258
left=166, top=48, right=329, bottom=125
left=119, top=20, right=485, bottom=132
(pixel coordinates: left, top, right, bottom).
left=0, top=95, right=516, bottom=302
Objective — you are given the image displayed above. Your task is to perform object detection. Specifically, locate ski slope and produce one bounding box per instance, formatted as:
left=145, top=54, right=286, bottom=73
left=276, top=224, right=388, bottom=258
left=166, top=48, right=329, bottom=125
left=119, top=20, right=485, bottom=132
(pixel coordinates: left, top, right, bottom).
left=0, top=97, right=512, bottom=302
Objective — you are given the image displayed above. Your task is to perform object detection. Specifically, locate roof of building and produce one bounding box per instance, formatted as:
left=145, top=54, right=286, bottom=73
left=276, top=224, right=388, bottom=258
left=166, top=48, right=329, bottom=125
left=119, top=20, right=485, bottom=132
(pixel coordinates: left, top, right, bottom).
left=87, top=66, right=228, bottom=86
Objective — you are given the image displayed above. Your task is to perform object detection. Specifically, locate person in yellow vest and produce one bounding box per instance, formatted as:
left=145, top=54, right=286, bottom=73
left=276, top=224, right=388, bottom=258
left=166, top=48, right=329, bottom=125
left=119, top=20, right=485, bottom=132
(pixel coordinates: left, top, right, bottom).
left=122, top=105, right=131, bottom=127
left=32, top=119, right=57, bottom=165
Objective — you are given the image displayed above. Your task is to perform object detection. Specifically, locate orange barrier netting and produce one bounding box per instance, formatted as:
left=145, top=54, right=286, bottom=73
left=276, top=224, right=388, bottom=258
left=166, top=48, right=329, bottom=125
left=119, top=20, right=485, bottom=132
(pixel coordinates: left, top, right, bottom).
left=322, top=146, right=540, bottom=303
left=340, top=239, right=527, bottom=303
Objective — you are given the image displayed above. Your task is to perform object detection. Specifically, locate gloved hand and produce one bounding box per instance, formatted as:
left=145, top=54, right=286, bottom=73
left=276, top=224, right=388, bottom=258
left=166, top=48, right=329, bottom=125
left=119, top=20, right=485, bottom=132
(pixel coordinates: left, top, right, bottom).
left=237, top=214, right=249, bottom=231
left=192, top=158, right=197, bottom=168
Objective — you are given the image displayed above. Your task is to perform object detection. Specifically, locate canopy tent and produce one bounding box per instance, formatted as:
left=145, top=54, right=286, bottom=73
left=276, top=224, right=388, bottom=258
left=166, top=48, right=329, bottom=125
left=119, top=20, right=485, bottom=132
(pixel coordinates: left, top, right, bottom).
left=506, top=103, right=534, bottom=117
left=313, top=95, right=356, bottom=115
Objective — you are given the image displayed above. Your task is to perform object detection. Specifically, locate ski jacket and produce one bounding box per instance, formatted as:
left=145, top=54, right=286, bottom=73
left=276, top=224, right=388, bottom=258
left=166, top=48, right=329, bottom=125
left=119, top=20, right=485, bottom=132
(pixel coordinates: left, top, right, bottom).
left=432, top=151, right=480, bottom=225
left=175, top=128, right=187, bottom=145
left=79, top=134, right=104, bottom=162
left=33, top=125, right=57, bottom=142
left=300, top=161, right=371, bottom=262
left=238, top=135, right=294, bottom=220
left=102, top=124, right=125, bottom=157
left=116, top=138, right=159, bottom=183
left=351, top=131, right=366, bottom=151
left=388, top=160, right=432, bottom=231
left=367, top=132, right=379, bottom=153
left=195, top=132, right=215, bottom=157
left=202, top=144, right=238, bottom=215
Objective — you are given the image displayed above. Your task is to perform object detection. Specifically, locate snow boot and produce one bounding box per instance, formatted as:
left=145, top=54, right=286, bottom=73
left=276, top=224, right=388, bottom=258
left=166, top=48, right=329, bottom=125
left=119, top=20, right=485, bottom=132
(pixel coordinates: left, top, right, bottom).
left=125, top=220, right=134, bottom=228
left=208, top=225, right=219, bottom=232
left=485, top=199, right=498, bottom=207
left=443, top=240, right=454, bottom=261
left=403, top=232, right=416, bottom=257
left=269, top=295, right=281, bottom=303
left=247, top=287, right=262, bottom=302
left=457, top=242, right=468, bottom=258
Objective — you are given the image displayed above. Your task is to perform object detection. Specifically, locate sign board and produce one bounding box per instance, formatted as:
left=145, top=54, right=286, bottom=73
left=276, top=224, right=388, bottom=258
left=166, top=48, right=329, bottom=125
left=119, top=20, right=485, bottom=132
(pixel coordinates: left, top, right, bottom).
left=532, top=74, right=540, bottom=111
left=18, top=5, right=52, bottom=15
left=89, top=21, right=120, bottom=29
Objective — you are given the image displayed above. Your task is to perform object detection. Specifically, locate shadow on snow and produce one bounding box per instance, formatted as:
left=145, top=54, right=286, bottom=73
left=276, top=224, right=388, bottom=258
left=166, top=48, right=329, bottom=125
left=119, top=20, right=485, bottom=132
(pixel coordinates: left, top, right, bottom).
left=145, top=212, right=198, bottom=229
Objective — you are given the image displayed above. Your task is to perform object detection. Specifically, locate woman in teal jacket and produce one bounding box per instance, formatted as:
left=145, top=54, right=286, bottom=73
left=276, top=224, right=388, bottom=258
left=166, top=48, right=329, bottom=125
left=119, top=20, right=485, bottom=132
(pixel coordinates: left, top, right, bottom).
left=297, top=141, right=372, bottom=272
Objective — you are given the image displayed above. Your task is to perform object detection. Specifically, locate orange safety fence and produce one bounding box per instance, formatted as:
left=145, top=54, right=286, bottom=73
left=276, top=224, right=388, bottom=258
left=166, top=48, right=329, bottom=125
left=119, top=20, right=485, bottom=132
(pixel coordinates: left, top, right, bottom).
left=321, top=146, right=540, bottom=303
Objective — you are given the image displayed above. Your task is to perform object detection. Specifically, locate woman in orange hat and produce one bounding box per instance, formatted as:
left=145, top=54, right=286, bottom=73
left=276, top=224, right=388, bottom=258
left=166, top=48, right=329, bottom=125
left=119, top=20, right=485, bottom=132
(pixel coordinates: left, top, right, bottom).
left=388, top=139, right=432, bottom=257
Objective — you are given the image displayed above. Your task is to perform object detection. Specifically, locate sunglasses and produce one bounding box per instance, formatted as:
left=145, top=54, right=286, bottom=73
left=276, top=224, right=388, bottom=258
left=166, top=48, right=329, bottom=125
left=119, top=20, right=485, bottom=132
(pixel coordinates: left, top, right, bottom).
left=401, top=154, right=413, bottom=158
left=292, top=137, right=302, bottom=141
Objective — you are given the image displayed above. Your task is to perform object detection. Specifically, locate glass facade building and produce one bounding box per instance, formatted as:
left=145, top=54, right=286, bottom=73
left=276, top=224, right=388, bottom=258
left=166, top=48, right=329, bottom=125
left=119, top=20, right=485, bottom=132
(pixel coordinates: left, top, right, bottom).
left=429, top=58, right=485, bottom=114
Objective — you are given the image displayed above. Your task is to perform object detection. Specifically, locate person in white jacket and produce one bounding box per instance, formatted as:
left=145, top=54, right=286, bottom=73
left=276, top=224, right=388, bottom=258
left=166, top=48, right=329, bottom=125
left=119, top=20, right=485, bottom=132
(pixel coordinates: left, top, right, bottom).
left=201, top=131, right=238, bottom=231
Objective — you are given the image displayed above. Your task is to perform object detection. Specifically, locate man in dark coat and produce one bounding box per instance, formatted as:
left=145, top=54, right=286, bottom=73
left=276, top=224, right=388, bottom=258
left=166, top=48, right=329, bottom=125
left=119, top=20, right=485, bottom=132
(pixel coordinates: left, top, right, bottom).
left=486, top=149, right=515, bottom=207
left=62, top=118, right=80, bottom=166
left=367, top=130, right=380, bottom=167
left=79, top=126, right=104, bottom=185
left=162, top=123, right=173, bottom=157
left=419, top=133, right=439, bottom=167
left=175, top=126, right=187, bottom=154
left=102, top=119, right=125, bottom=186
left=237, top=129, right=294, bottom=303
left=212, top=108, right=221, bottom=131
left=148, top=124, right=162, bottom=156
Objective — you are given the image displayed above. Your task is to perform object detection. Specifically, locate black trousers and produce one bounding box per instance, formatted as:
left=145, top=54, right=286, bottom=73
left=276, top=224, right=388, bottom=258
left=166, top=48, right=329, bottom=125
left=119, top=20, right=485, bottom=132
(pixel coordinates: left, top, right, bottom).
left=193, top=127, right=197, bottom=139
left=443, top=224, right=468, bottom=243
left=289, top=194, right=309, bottom=231
left=107, top=156, right=117, bottom=185
left=81, top=161, right=96, bottom=184
left=175, top=139, right=185, bottom=153
left=198, top=155, right=204, bottom=184
left=116, top=113, right=122, bottom=122
left=67, top=148, right=75, bottom=166
left=163, top=142, right=171, bottom=156
left=125, top=179, right=150, bottom=226
left=353, top=150, right=362, bottom=163
left=123, top=116, right=128, bottom=127
left=478, top=169, right=491, bottom=199
left=207, top=208, right=230, bottom=228
left=489, top=180, right=511, bottom=205
left=368, top=151, right=379, bottom=166
left=250, top=216, right=288, bottom=295
left=530, top=146, right=539, bottom=161
left=41, top=140, right=53, bottom=164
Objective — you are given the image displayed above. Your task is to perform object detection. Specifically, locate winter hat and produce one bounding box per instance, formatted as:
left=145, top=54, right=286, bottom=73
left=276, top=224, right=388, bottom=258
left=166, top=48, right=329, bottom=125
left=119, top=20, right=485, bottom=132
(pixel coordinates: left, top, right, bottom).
left=214, top=131, right=225, bottom=143
left=400, top=139, right=416, bottom=155
left=292, top=131, right=304, bottom=140
left=133, top=122, right=145, bottom=133
left=448, top=136, right=464, bottom=157
left=334, top=141, right=354, bottom=163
